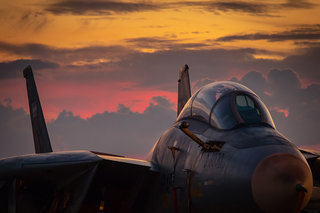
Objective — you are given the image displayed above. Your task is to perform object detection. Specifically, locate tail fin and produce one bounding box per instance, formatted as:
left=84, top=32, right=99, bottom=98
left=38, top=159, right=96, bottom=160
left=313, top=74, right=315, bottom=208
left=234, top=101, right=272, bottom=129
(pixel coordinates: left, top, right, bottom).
left=23, top=65, right=53, bottom=153
left=177, top=64, right=191, bottom=116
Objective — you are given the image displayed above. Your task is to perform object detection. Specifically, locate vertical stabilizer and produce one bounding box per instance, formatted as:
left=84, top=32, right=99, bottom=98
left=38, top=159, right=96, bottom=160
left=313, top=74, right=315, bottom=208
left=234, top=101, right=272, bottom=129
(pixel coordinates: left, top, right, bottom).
left=23, top=66, right=53, bottom=153
left=177, top=64, right=191, bottom=116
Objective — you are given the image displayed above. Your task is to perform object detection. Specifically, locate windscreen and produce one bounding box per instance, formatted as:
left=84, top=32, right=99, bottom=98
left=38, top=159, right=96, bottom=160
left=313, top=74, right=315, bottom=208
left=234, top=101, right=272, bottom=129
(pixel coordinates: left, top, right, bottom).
left=210, top=93, right=275, bottom=130
left=210, top=94, right=237, bottom=129
left=236, top=95, right=262, bottom=123
left=177, top=81, right=275, bottom=130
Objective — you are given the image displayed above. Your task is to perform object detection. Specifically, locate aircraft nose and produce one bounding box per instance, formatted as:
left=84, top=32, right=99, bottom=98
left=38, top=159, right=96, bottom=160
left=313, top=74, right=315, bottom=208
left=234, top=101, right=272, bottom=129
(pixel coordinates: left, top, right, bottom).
left=252, top=153, right=313, bottom=213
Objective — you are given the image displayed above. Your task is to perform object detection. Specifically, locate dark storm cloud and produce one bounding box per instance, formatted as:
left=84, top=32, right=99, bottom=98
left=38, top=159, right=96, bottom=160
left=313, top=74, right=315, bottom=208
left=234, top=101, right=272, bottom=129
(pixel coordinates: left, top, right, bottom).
left=18, top=10, right=50, bottom=32
left=0, top=96, right=176, bottom=159
left=282, top=46, right=320, bottom=81
left=49, top=96, right=176, bottom=157
left=0, top=41, right=134, bottom=65
left=0, top=42, right=52, bottom=56
left=46, top=0, right=162, bottom=15
left=238, top=69, right=320, bottom=146
left=174, top=0, right=316, bottom=16
left=0, top=59, right=59, bottom=79
left=0, top=41, right=265, bottom=84
left=0, top=103, right=34, bottom=159
left=95, top=48, right=265, bottom=89
left=98, top=46, right=316, bottom=88
left=126, top=37, right=176, bottom=45
left=294, top=41, right=320, bottom=47
left=173, top=1, right=269, bottom=15
left=46, top=0, right=269, bottom=16
left=239, top=71, right=267, bottom=97
left=201, top=1, right=268, bottom=14
left=0, top=39, right=208, bottom=65
left=44, top=0, right=317, bottom=17
left=126, top=36, right=209, bottom=50
left=281, top=0, right=316, bottom=9
left=2, top=39, right=320, bottom=87
left=216, top=25, right=320, bottom=42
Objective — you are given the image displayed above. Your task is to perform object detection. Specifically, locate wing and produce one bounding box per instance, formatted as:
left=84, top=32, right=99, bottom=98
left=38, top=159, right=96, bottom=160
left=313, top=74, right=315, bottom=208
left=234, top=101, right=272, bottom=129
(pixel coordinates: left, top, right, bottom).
left=300, top=148, right=320, bottom=159
left=299, top=148, right=320, bottom=179
left=299, top=148, right=320, bottom=210
left=9, top=66, right=161, bottom=212
left=0, top=151, right=160, bottom=213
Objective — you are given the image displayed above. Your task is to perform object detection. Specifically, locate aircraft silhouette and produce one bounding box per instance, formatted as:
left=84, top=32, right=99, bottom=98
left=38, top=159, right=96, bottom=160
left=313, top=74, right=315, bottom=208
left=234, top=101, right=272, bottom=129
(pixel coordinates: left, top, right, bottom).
left=0, top=65, right=319, bottom=213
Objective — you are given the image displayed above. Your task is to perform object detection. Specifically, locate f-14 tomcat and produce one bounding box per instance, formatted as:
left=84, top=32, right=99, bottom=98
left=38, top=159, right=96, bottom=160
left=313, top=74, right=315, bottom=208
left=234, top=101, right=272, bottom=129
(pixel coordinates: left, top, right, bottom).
left=0, top=65, right=319, bottom=213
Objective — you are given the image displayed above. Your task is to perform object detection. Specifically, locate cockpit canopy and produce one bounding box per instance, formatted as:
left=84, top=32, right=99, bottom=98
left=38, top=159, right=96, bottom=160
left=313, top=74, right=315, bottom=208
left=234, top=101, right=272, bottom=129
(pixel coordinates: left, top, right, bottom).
left=177, top=81, right=275, bottom=130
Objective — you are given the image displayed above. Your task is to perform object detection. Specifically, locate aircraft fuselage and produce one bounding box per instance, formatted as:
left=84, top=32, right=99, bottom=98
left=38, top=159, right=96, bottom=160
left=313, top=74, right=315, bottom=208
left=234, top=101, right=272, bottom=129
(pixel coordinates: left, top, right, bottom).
left=151, top=119, right=311, bottom=212
left=150, top=81, right=313, bottom=213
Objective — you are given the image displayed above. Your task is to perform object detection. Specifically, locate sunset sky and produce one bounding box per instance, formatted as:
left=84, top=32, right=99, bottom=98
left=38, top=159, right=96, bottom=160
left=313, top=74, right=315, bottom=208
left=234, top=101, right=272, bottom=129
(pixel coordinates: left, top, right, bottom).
left=0, top=0, right=319, bottom=158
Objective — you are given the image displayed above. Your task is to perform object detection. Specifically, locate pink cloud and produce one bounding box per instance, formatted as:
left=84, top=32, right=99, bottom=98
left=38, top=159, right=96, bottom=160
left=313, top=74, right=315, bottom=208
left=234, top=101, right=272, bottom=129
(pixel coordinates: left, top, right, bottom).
left=271, top=106, right=289, bottom=118
left=0, top=78, right=29, bottom=111
left=0, top=78, right=177, bottom=120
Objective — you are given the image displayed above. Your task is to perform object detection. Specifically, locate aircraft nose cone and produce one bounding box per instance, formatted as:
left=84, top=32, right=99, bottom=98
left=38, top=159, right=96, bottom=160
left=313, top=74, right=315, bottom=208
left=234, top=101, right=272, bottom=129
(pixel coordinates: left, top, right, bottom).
left=252, top=153, right=313, bottom=213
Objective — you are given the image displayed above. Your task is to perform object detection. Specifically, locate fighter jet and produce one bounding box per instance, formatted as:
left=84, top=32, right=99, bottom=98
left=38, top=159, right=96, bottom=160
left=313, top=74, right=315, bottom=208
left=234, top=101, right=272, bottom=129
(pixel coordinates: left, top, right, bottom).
left=0, top=65, right=319, bottom=213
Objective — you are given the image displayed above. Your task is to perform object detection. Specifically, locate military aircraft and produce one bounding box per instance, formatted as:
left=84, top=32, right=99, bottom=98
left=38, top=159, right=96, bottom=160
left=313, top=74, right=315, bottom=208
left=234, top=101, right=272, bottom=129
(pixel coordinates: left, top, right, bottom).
left=0, top=64, right=319, bottom=213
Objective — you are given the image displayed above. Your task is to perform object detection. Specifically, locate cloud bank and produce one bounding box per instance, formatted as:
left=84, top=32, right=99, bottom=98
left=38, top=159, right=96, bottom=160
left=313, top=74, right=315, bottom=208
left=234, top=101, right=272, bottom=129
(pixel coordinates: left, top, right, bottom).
left=216, top=25, right=320, bottom=42
left=1, top=39, right=319, bottom=84
left=0, top=96, right=176, bottom=159
left=44, top=0, right=318, bottom=17
left=239, top=69, right=320, bottom=146
left=46, top=0, right=163, bottom=15
left=1, top=67, right=319, bottom=160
